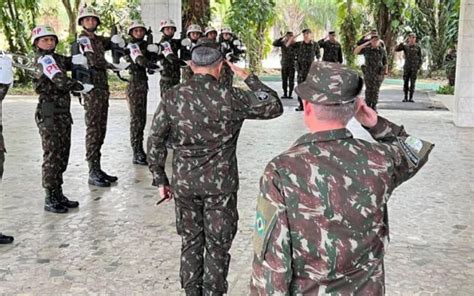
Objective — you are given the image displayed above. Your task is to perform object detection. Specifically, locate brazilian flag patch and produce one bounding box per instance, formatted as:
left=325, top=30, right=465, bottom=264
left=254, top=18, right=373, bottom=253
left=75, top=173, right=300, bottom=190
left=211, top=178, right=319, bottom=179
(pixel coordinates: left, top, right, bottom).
left=253, top=196, right=278, bottom=259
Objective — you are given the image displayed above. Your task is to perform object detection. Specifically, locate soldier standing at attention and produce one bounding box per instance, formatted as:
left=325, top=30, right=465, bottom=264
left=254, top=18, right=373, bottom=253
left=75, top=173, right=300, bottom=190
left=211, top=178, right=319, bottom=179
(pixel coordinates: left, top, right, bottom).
left=218, top=28, right=245, bottom=89
left=286, top=29, right=321, bottom=111
left=147, top=39, right=283, bottom=296
left=395, top=33, right=423, bottom=102
left=317, top=31, right=343, bottom=64
left=125, top=21, right=160, bottom=165
left=204, top=26, right=218, bottom=42
left=158, top=19, right=182, bottom=97
left=78, top=6, right=124, bottom=187
left=181, top=24, right=202, bottom=82
left=354, top=33, right=388, bottom=111
left=250, top=62, right=434, bottom=295
left=273, top=31, right=296, bottom=99
left=32, top=25, right=93, bottom=213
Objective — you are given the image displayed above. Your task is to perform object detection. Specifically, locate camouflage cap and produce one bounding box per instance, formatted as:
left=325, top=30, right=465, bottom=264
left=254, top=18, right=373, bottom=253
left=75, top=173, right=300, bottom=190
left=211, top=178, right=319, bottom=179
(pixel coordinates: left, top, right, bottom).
left=294, top=62, right=363, bottom=105
left=191, top=37, right=223, bottom=66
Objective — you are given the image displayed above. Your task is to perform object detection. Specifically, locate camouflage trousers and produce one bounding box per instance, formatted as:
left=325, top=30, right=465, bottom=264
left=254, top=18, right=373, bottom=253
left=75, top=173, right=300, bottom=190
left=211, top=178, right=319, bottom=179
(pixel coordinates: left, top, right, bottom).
left=218, top=63, right=234, bottom=89
left=403, top=67, right=418, bottom=98
left=364, top=72, right=384, bottom=110
left=83, top=88, right=109, bottom=162
left=174, top=192, right=239, bottom=296
left=297, top=63, right=312, bottom=109
left=182, top=66, right=194, bottom=82
left=127, top=80, right=148, bottom=149
left=281, top=62, right=295, bottom=96
left=35, top=105, right=72, bottom=190
left=160, top=77, right=180, bottom=98
left=0, top=84, right=8, bottom=179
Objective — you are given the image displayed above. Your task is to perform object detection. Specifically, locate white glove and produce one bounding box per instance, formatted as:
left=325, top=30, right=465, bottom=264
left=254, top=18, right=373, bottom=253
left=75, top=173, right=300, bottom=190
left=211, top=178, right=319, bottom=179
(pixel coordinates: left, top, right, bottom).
left=72, top=54, right=88, bottom=68
left=147, top=43, right=160, bottom=53
left=78, top=82, right=94, bottom=94
left=110, top=61, right=130, bottom=72
left=111, top=34, right=126, bottom=48
left=161, top=41, right=173, bottom=57
left=181, top=38, right=191, bottom=47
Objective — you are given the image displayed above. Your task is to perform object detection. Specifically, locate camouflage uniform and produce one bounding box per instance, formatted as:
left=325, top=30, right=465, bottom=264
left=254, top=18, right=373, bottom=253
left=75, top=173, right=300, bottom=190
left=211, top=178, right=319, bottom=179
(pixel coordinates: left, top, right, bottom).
left=250, top=62, right=434, bottom=295
left=0, top=84, right=8, bottom=179
left=395, top=43, right=423, bottom=101
left=358, top=45, right=387, bottom=110
left=292, top=41, right=321, bottom=109
left=159, top=35, right=181, bottom=97
left=273, top=37, right=296, bottom=97
left=79, top=31, right=113, bottom=172
left=126, top=39, right=153, bottom=164
left=180, top=39, right=198, bottom=82
left=147, top=73, right=283, bottom=295
left=445, top=49, right=456, bottom=86
left=317, top=38, right=343, bottom=63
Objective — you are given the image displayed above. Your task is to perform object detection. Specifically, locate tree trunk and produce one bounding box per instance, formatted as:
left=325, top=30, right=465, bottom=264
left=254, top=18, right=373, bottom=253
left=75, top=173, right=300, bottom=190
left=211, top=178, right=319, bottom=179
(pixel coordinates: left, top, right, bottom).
left=182, top=0, right=210, bottom=30
left=61, top=0, right=80, bottom=37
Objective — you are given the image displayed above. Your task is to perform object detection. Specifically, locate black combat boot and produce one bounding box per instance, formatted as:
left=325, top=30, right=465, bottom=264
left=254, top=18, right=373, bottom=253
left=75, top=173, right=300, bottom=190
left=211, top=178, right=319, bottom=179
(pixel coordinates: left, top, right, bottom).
left=88, top=160, right=111, bottom=187
left=98, top=168, right=118, bottom=183
left=0, top=233, right=14, bottom=244
left=44, top=188, right=68, bottom=213
left=403, top=92, right=408, bottom=102
left=132, top=146, right=148, bottom=165
left=281, top=90, right=288, bottom=99
left=408, top=91, right=415, bottom=102
left=57, top=186, right=79, bottom=208
left=288, top=87, right=294, bottom=99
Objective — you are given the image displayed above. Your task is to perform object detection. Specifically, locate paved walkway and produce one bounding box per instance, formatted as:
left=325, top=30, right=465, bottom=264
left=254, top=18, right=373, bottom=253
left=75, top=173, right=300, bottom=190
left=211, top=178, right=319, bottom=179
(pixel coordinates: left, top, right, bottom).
left=0, top=83, right=472, bottom=295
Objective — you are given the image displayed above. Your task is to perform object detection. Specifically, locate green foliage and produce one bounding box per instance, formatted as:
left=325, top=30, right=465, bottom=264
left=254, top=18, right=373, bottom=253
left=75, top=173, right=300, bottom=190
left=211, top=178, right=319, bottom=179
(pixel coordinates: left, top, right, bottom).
left=226, top=0, right=276, bottom=73
left=336, top=0, right=365, bottom=67
left=437, top=84, right=454, bottom=95
left=89, top=0, right=142, bottom=35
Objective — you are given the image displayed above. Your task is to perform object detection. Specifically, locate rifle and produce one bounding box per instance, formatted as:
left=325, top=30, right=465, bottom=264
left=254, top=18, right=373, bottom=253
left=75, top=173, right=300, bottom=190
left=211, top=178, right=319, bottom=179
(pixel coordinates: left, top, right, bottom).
left=70, top=37, right=92, bottom=98
left=145, top=27, right=161, bottom=75
left=110, top=25, right=129, bottom=82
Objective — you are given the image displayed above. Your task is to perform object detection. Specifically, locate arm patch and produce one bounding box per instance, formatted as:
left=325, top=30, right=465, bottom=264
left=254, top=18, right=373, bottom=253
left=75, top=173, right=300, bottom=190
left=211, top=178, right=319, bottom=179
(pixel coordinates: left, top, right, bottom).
left=127, top=43, right=143, bottom=63
left=79, top=36, right=94, bottom=53
left=253, top=196, right=278, bottom=260
left=38, top=55, right=62, bottom=80
left=397, top=136, right=434, bottom=169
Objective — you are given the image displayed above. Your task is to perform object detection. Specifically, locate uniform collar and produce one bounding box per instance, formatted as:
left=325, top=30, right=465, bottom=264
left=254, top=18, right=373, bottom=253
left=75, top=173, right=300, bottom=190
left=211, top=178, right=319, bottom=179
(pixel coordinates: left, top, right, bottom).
left=293, top=128, right=353, bottom=147
left=191, top=73, right=218, bottom=82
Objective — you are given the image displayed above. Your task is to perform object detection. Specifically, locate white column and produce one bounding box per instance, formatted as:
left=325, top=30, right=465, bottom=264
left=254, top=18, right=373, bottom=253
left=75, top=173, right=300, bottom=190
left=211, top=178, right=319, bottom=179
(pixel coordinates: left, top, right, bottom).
left=454, top=0, right=474, bottom=127
left=141, top=0, right=182, bottom=114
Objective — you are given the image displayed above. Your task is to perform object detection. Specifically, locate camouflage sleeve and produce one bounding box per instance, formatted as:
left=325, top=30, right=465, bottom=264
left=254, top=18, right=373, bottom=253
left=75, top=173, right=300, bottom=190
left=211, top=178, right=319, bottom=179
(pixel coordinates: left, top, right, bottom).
left=366, top=116, right=434, bottom=189
left=394, top=43, right=405, bottom=52
left=101, top=35, right=112, bottom=51
left=231, top=74, right=283, bottom=120
left=146, top=100, right=171, bottom=187
left=317, top=39, right=326, bottom=48
left=381, top=47, right=388, bottom=66
left=418, top=46, right=423, bottom=66
left=250, top=165, right=292, bottom=295
left=272, top=37, right=283, bottom=47
left=79, top=34, right=110, bottom=69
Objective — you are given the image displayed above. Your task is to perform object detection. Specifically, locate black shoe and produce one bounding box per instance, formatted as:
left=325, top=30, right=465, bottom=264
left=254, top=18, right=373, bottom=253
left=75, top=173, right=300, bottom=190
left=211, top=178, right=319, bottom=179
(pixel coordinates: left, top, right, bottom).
left=132, top=149, right=148, bottom=166
left=57, top=187, right=79, bottom=208
left=44, top=189, right=68, bottom=214
left=88, top=169, right=111, bottom=187
left=295, top=107, right=303, bottom=111
left=408, top=99, right=415, bottom=102
left=0, top=233, right=14, bottom=244
left=403, top=98, right=408, bottom=102
left=99, top=170, right=118, bottom=183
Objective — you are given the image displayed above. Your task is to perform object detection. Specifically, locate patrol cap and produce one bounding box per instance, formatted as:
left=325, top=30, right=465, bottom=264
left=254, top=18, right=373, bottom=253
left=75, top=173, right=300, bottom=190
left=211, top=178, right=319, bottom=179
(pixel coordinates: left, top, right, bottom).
left=408, top=32, right=416, bottom=38
left=294, top=62, right=363, bottom=105
left=286, top=31, right=293, bottom=35
left=328, top=31, right=336, bottom=35
left=371, top=34, right=379, bottom=40
left=191, top=38, right=223, bottom=66
left=302, top=29, right=312, bottom=34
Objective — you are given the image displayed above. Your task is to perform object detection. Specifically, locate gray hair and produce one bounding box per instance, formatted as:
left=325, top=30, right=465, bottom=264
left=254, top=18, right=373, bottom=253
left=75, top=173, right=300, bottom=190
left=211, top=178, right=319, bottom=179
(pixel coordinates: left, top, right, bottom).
left=313, top=102, right=356, bottom=125
left=191, top=46, right=223, bottom=67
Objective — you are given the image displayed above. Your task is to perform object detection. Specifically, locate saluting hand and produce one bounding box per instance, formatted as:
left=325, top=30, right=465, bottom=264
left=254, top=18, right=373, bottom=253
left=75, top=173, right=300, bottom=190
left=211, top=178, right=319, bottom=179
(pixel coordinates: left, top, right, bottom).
left=225, top=60, right=249, bottom=80
left=355, top=97, right=378, bottom=128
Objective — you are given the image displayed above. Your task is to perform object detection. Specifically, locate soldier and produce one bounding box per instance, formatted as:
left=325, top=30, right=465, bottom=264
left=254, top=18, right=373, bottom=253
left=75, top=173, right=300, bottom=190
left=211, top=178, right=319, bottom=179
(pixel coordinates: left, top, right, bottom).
left=395, top=33, right=423, bottom=102
left=77, top=6, right=124, bottom=187
left=125, top=21, right=161, bottom=165
left=147, top=38, right=283, bottom=296
left=286, top=29, right=321, bottom=111
left=158, top=19, right=182, bottom=97
left=32, top=25, right=93, bottom=213
left=0, top=55, right=14, bottom=243
left=204, top=26, right=218, bottom=42
left=354, top=34, right=388, bottom=110
left=218, top=28, right=245, bottom=89
left=250, top=62, right=434, bottom=295
left=445, top=46, right=457, bottom=87
left=273, top=32, right=297, bottom=99
left=181, top=24, right=202, bottom=82
left=357, top=29, right=385, bottom=47
left=317, top=31, right=343, bottom=64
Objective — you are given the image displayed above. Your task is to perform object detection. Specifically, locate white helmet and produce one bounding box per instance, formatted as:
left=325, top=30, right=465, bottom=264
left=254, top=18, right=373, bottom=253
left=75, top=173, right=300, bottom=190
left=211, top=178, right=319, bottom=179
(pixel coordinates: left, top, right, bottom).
left=128, top=21, right=147, bottom=35
left=77, top=6, right=101, bottom=26
left=31, top=25, right=58, bottom=46
left=204, top=26, right=217, bottom=36
left=221, top=28, right=232, bottom=35
left=159, top=19, right=177, bottom=32
left=187, top=24, right=202, bottom=36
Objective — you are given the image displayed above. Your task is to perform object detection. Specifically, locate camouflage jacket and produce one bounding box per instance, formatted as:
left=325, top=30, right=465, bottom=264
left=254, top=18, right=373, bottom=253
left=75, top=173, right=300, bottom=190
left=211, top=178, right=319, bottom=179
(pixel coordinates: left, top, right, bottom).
left=395, top=43, right=423, bottom=71
left=272, top=37, right=296, bottom=66
left=78, top=30, right=112, bottom=90
left=317, top=39, right=343, bottom=64
left=292, top=41, right=321, bottom=70
left=147, top=74, right=283, bottom=197
left=250, top=117, right=434, bottom=295
left=33, top=52, right=80, bottom=109
left=159, top=35, right=181, bottom=80
left=0, top=84, right=8, bottom=179
left=126, top=39, right=153, bottom=82
left=359, top=45, right=387, bottom=75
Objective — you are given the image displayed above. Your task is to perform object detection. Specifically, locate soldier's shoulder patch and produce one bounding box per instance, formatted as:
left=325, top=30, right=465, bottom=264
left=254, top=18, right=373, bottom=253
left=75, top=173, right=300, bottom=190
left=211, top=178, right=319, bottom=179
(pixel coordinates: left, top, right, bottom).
left=253, top=196, right=278, bottom=260
left=254, top=91, right=269, bottom=102
left=38, top=55, right=61, bottom=80
left=397, top=136, right=434, bottom=169
left=78, top=36, right=94, bottom=53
